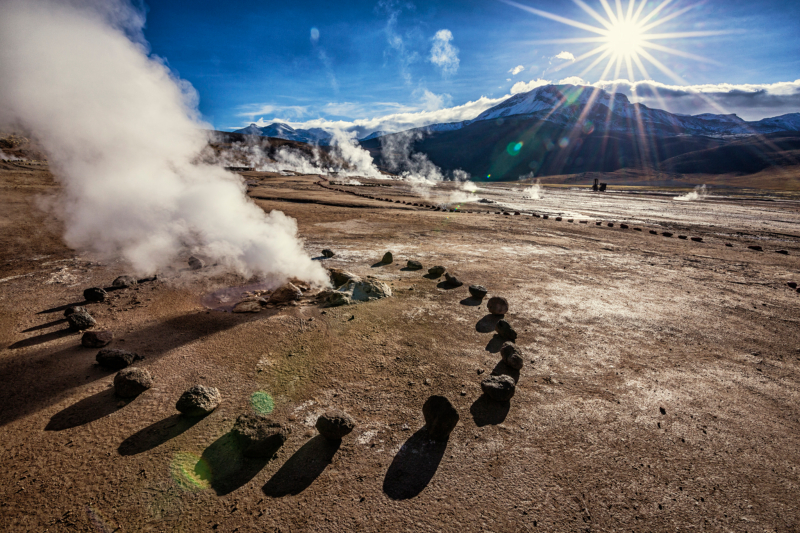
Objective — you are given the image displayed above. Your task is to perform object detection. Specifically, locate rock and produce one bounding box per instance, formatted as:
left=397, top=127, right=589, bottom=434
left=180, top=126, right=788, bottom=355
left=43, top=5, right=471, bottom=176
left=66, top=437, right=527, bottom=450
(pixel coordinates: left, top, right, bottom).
left=315, top=410, right=356, bottom=440
left=428, top=266, right=446, bottom=277
left=68, top=310, right=96, bottom=331
left=231, top=413, right=290, bottom=458
left=232, top=298, right=267, bottom=313
left=81, top=330, right=113, bottom=348
left=422, top=395, right=459, bottom=442
left=487, top=296, right=509, bottom=315
left=406, top=260, right=423, bottom=270
left=725, top=243, right=733, bottom=247
left=268, top=282, right=302, bottom=304
left=323, top=292, right=353, bottom=307
left=188, top=256, right=204, bottom=270
left=324, top=278, right=392, bottom=307
left=542, top=215, right=549, bottom=219
left=620, top=224, right=628, bottom=229
left=500, top=342, right=524, bottom=370
left=381, top=251, right=393, bottom=264
left=691, top=237, right=703, bottom=242
left=776, top=250, right=789, bottom=255
left=788, top=282, right=797, bottom=289
left=607, top=223, right=614, bottom=227
left=96, top=348, right=141, bottom=370
left=495, top=320, right=518, bottom=341
left=596, top=221, right=602, bottom=225
left=469, top=285, right=488, bottom=299
left=112, top=275, right=137, bottom=288
left=481, top=375, right=516, bottom=402
left=555, top=217, right=562, bottom=221
left=678, top=235, right=688, bottom=240
left=444, top=273, right=463, bottom=287
left=83, top=287, right=107, bottom=302
left=567, top=219, right=573, bottom=223
left=176, top=385, right=221, bottom=416
left=114, top=367, right=154, bottom=398
left=514, top=211, right=521, bottom=215
left=328, top=268, right=360, bottom=288
left=634, top=228, right=642, bottom=231
left=64, top=305, right=87, bottom=317
left=321, top=249, right=335, bottom=258
left=748, top=245, right=763, bottom=251
left=662, top=232, right=673, bottom=237
left=649, top=230, right=658, bottom=235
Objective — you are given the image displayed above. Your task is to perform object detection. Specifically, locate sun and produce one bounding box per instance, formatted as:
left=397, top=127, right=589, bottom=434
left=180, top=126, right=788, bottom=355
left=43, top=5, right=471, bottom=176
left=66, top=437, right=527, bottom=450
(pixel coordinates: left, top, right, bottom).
left=604, top=19, right=645, bottom=58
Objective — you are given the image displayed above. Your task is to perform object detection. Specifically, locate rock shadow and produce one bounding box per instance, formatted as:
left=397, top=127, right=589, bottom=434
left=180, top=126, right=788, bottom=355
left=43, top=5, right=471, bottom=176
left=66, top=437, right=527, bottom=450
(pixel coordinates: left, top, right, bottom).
left=8, top=328, right=75, bottom=349
left=45, top=388, right=124, bottom=431
left=382, top=428, right=447, bottom=500
left=475, top=314, right=502, bottom=333
left=484, top=334, right=505, bottom=354
left=37, top=301, right=88, bottom=315
left=371, top=262, right=391, bottom=268
left=22, top=319, right=68, bottom=333
left=196, top=432, right=273, bottom=496
left=423, top=273, right=442, bottom=280
left=262, top=435, right=340, bottom=497
left=399, top=267, right=423, bottom=272
left=118, top=414, right=205, bottom=456
left=436, top=281, right=462, bottom=290
left=470, top=394, right=511, bottom=427
left=459, top=296, right=483, bottom=307
left=491, top=360, right=520, bottom=384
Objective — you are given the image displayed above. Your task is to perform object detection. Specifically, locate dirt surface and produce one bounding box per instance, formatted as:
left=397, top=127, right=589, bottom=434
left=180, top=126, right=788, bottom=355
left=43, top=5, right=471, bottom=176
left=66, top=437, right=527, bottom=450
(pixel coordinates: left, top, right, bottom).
left=1, top=169, right=800, bottom=532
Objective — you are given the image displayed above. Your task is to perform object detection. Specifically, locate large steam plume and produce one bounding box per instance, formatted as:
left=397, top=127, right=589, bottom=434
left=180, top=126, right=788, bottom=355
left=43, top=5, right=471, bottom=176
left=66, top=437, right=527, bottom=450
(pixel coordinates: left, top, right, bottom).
left=674, top=184, right=709, bottom=202
left=0, top=0, right=328, bottom=284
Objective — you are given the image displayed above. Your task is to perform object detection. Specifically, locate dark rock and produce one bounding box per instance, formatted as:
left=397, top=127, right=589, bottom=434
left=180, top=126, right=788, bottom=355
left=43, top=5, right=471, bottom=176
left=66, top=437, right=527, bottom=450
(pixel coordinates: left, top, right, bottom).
left=788, top=282, right=797, bottom=289
left=381, top=251, right=393, bottom=264
left=268, top=282, right=302, bottom=304
left=634, top=228, right=642, bottom=231
left=725, top=243, right=733, bottom=247
left=83, top=287, right=107, bottom=302
left=555, top=217, right=562, bottom=221
left=620, top=224, right=628, bottom=229
left=188, top=256, right=204, bottom=270
left=649, top=230, right=658, bottom=235
left=748, top=245, right=763, bottom=251
left=406, top=260, right=423, bottom=270
left=500, top=342, right=524, bottom=370
left=114, top=367, right=154, bottom=398
left=607, top=223, right=614, bottom=227
left=487, top=296, right=509, bottom=315
left=422, top=395, right=459, bottom=441
left=495, top=320, right=518, bottom=341
left=678, top=235, right=688, bottom=240
left=231, top=413, right=290, bottom=458
left=468, top=285, right=488, bottom=299
left=514, top=211, right=521, bottom=215
left=428, top=266, right=446, bottom=277
left=81, top=330, right=113, bottom=348
left=503, top=212, right=511, bottom=216
left=176, top=385, right=221, bottom=416
left=64, top=305, right=87, bottom=317
left=596, top=221, right=602, bottom=225
left=659, top=407, right=666, bottom=415
left=542, top=215, right=549, bottom=219
left=481, top=375, right=516, bottom=402
left=328, top=268, right=360, bottom=288
left=315, top=410, right=356, bottom=440
left=67, top=310, right=96, bottom=331
left=567, top=219, right=573, bottom=223
left=96, top=348, right=141, bottom=370
left=321, top=249, right=335, bottom=258
left=662, top=232, right=673, bottom=237
left=444, top=273, right=463, bottom=287
left=112, top=275, right=137, bottom=288
left=776, top=250, right=789, bottom=255
left=691, top=237, right=703, bottom=242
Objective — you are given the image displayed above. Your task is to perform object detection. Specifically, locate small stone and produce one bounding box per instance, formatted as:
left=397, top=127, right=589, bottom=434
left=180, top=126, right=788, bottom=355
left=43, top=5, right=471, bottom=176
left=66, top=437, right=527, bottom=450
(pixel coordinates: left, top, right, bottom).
left=691, top=237, right=703, bottom=242
left=231, top=413, right=290, bottom=458
left=444, top=273, right=463, bottom=287
left=422, top=395, right=459, bottom=441
left=487, top=296, right=509, bottom=315
left=500, top=342, right=524, bottom=370
left=112, top=275, right=137, bottom=288
left=607, top=223, right=614, bottom=227
left=649, top=230, right=658, bottom=235
left=188, top=256, right=204, bottom=270
left=176, top=385, right=221, bottom=416
left=776, top=250, right=789, bottom=255
left=555, top=217, right=562, bottom=221
left=542, top=215, right=549, bottom=219
left=428, top=265, right=446, bottom=277
left=495, top=320, right=518, bottom=341
left=788, top=282, right=797, bottom=289
left=321, top=249, right=335, bottom=258
left=114, top=367, right=154, bottom=398
left=620, top=224, right=628, bottom=229
left=662, top=232, right=673, bottom=237
left=268, top=282, right=302, bottom=304
left=381, top=251, right=393, bottom=264
left=748, top=245, right=763, bottom=251
left=96, top=348, right=141, bottom=370
left=477, top=368, right=485, bottom=375
left=81, top=330, right=113, bottom=348
left=469, top=285, right=488, bottom=299
left=659, top=407, right=666, bottom=415
left=315, top=410, right=356, bottom=440
left=83, top=287, right=107, bottom=302
left=406, top=260, right=423, bottom=270
left=64, top=305, right=87, bottom=317
left=678, top=235, right=688, bottom=240
left=725, top=243, right=733, bottom=247
left=481, top=375, right=516, bottom=401
left=67, top=310, right=96, bottom=331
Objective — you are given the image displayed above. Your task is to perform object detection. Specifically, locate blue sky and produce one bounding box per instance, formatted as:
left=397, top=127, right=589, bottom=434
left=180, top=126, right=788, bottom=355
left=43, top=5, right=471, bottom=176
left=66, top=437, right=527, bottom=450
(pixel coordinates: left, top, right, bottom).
left=143, top=0, right=800, bottom=133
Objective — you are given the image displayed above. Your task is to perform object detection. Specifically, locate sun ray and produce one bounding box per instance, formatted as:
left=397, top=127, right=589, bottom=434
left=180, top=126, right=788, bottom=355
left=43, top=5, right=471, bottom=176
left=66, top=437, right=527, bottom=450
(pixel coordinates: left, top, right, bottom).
left=632, top=0, right=648, bottom=23
left=626, top=0, right=636, bottom=21
left=579, top=47, right=615, bottom=77
left=640, top=4, right=694, bottom=33
left=646, top=30, right=735, bottom=40
left=615, top=0, right=625, bottom=21
left=572, top=0, right=614, bottom=30
left=499, top=0, right=608, bottom=35
left=598, top=0, right=620, bottom=24
left=636, top=0, right=676, bottom=28
left=522, top=37, right=609, bottom=45
left=550, top=44, right=610, bottom=72
left=640, top=41, right=720, bottom=64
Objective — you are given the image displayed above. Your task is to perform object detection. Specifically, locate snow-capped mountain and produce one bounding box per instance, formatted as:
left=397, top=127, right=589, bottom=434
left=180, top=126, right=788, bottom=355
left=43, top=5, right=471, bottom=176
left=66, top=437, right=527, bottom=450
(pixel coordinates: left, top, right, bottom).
left=234, top=122, right=333, bottom=145
left=358, top=130, right=391, bottom=142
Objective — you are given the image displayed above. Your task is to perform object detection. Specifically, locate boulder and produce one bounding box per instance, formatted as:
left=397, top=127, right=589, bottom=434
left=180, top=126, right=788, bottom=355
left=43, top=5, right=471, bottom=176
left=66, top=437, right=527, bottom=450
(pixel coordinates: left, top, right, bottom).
left=324, top=278, right=392, bottom=307
left=444, top=273, right=463, bottom=288
left=328, top=268, right=360, bottom=288
left=748, top=245, right=763, bottom=251
left=64, top=305, right=87, bottom=317
left=114, top=367, right=154, bottom=398
left=542, top=215, right=549, bottom=219
left=500, top=342, right=524, bottom=370
left=662, top=232, right=673, bottom=237
left=381, top=251, right=393, bottom=264
left=422, top=395, right=459, bottom=442
left=691, top=237, right=703, bottom=242
left=678, top=235, right=688, bottom=240
left=322, top=291, right=353, bottom=307
left=232, top=298, right=267, bottom=313
left=487, top=296, right=509, bottom=315
left=788, top=282, right=798, bottom=289
left=468, top=285, right=488, bottom=299
left=83, top=287, right=107, bottom=302
left=68, top=310, right=96, bottom=331
left=428, top=266, right=446, bottom=277
left=112, top=275, right=137, bottom=288
left=96, top=348, right=141, bottom=370
left=268, top=282, right=302, bottom=304
left=81, top=330, right=113, bottom=348
left=315, top=410, right=356, bottom=440
left=607, top=223, right=614, bottom=227
left=176, top=385, right=221, bottom=416
left=555, top=217, right=562, bottom=221
left=231, top=413, right=290, bottom=458
left=495, top=320, right=518, bottom=341
left=776, top=250, right=789, bottom=255
left=620, top=224, right=628, bottom=229
left=649, top=230, right=658, bottom=235
left=188, top=256, right=204, bottom=270
left=321, top=249, right=335, bottom=258
left=481, top=375, right=516, bottom=402
left=406, top=260, right=423, bottom=270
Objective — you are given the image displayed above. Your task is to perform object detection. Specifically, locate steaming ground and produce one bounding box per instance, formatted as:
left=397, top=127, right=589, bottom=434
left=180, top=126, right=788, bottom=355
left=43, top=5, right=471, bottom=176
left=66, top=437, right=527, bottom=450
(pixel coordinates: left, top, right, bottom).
left=2, top=166, right=800, bottom=531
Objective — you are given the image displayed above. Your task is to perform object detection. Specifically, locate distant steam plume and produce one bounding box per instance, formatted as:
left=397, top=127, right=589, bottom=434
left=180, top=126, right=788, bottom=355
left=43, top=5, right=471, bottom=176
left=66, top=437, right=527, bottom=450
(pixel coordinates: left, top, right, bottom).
left=674, top=184, right=709, bottom=201
left=0, top=0, right=327, bottom=284
left=519, top=173, right=543, bottom=200
left=380, top=130, right=443, bottom=197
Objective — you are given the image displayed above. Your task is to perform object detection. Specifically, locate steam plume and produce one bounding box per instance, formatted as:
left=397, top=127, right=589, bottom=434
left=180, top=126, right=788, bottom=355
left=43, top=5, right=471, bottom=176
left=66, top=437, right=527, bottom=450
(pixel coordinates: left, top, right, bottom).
left=0, top=0, right=328, bottom=284
left=674, top=184, right=709, bottom=201
left=520, top=173, right=543, bottom=200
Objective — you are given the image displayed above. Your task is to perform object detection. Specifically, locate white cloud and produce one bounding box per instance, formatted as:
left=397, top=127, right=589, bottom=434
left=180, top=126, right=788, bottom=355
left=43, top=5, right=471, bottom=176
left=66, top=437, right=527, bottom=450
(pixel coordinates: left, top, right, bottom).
left=510, top=78, right=551, bottom=94
left=558, top=76, right=587, bottom=86
left=416, top=89, right=452, bottom=111
left=429, top=29, right=459, bottom=76
left=509, top=65, right=525, bottom=76
left=236, top=104, right=310, bottom=120
left=554, top=51, right=575, bottom=62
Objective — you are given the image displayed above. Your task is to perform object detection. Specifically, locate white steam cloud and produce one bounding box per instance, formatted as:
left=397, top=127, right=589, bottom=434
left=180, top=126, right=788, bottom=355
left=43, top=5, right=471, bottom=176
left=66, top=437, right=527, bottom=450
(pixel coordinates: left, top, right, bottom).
left=674, top=184, right=709, bottom=201
left=0, top=0, right=328, bottom=284
left=0, top=149, right=23, bottom=161
left=519, top=173, right=543, bottom=200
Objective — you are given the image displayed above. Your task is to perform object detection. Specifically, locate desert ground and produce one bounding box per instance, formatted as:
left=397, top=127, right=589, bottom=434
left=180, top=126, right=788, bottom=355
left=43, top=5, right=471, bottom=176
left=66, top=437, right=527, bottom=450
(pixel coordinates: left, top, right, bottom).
left=1, top=162, right=800, bottom=532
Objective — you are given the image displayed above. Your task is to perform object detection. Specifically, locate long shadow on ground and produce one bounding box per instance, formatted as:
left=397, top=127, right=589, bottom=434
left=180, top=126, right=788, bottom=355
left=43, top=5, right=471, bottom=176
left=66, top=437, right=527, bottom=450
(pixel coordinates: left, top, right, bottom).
left=470, top=395, right=511, bottom=427
left=45, top=388, right=126, bottom=431
left=196, top=432, right=274, bottom=496
left=262, top=435, right=340, bottom=497
left=118, top=414, right=205, bottom=456
left=383, top=428, right=447, bottom=500
left=476, top=314, right=502, bottom=333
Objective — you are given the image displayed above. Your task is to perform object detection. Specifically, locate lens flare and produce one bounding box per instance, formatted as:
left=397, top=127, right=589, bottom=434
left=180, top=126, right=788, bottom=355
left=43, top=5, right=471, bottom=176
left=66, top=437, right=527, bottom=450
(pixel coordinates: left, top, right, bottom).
left=506, top=141, right=524, bottom=156
left=250, top=391, right=275, bottom=414
left=171, top=452, right=211, bottom=492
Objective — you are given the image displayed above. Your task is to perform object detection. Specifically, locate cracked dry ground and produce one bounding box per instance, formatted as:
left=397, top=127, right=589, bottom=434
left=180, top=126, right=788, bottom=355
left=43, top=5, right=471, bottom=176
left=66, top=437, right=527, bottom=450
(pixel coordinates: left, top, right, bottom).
left=1, top=170, right=799, bottom=532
